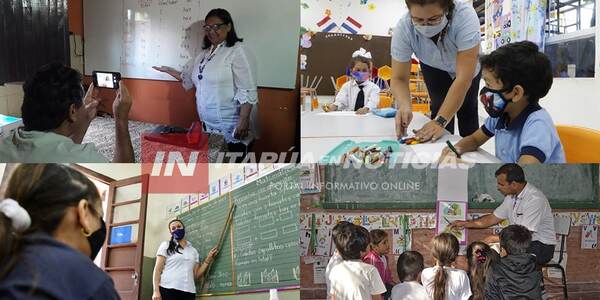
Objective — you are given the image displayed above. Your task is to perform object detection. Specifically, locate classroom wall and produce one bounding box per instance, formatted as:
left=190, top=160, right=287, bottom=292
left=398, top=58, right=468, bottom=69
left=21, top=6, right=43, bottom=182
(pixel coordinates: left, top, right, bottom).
left=300, top=194, right=600, bottom=300
left=300, top=0, right=405, bottom=36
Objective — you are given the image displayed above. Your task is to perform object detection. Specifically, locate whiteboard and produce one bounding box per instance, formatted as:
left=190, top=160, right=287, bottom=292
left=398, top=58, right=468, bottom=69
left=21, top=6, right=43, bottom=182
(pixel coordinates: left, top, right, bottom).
left=84, top=0, right=299, bottom=89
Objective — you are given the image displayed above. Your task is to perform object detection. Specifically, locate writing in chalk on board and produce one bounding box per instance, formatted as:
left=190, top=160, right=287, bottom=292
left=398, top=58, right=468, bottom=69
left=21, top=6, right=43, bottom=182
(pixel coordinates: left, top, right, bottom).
left=178, top=166, right=300, bottom=295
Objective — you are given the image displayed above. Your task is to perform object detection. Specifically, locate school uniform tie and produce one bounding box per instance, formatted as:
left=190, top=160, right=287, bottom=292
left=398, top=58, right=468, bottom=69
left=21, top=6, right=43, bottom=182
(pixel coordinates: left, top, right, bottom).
left=354, top=85, right=365, bottom=111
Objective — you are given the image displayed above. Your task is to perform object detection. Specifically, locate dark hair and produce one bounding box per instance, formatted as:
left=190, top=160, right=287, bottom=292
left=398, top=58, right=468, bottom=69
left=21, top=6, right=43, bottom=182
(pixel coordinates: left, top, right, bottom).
left=332, top=221, right=354, bottom=252
left=480, top=41, right=553, bottom=103
left=349, top=56, right=373, bottom=70
left=22, top=62, right=85, bottom=131
left=338, top=225, right=370, bottom=260
left=202, top=8, right=243, bottom=49
left=0, top=164, right=101, bottom=279
left=405, top=0, right=455, bottom=46
left=495, top=163, right=526, bottom=183
left=429, top=233, right=459, bottom=300
left=466, top=241, right=500, bottom=300
left=397, top=251, right=425, bottom=282
left=166, top=219, right=185, bottom=256
left=369, top=229, right=388, bottom=247
left=500, top=224, right=532, bottom=255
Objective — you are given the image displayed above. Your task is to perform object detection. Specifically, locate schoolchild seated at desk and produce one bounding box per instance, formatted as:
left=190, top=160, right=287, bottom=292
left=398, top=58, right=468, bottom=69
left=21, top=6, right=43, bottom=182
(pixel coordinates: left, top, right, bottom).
left=325, top=48, right=381, bottom=115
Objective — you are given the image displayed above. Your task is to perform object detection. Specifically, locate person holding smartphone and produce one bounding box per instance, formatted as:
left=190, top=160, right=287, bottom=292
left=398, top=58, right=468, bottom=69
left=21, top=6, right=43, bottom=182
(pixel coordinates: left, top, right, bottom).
left=153, top=8, right=259, bottom=162
left=0, top=62, right=134, bottom=163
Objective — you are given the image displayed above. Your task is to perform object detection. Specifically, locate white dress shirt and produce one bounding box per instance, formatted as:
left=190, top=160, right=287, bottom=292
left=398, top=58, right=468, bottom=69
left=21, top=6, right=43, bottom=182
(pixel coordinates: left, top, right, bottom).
left=493, top=183, right=557, bottom=245
left=333, top=80, right=381, bottom=111
left=181, top=42, right=259, bottom=144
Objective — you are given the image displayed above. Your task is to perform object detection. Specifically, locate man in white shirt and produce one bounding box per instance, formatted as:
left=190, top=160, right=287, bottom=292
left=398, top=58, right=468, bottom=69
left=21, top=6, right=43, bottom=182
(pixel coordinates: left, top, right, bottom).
left=451, top=163, right=556, bottom=265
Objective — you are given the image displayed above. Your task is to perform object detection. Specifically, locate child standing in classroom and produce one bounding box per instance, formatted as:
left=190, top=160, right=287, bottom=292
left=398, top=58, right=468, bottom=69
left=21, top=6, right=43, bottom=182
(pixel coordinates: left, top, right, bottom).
left=326, top=221, right=353, bottom=300
left=328, top=224, right=387, bottom=300
left=325, top=48, right=381, bottom=115
left=439, top=41, right=565, bottom=163
left=466, top=241, right=499, bottom=300
left=391, top=251, right=430, bottom=300
left=485, top=225, right=542, bottom=299
left=421, top=233, right=472, bottom=300
left=363, top=229, right=394, bottom=299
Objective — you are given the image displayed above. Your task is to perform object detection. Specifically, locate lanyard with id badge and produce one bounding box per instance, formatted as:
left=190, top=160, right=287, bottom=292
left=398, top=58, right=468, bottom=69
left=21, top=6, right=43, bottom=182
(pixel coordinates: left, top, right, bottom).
left=512, top=196, right=524, bottom=222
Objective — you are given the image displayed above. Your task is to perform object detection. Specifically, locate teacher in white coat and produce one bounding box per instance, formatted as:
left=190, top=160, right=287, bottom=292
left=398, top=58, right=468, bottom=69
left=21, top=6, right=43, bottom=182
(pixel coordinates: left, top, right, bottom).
left=154, top=8, right=259, bottom=162
left=391, top=0, right=481, bottom=142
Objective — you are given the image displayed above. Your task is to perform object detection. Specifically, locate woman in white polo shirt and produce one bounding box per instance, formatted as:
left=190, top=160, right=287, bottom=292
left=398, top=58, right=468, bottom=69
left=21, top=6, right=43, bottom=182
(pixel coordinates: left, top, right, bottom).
left=152, top=219, right=218, bottom=300
left=391, top=0, right=482, bottom=142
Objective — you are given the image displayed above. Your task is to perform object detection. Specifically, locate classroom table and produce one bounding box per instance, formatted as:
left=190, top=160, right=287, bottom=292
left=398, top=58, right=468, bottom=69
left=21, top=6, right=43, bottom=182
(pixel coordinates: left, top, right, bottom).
left=300, top=111, right=500, bottom=163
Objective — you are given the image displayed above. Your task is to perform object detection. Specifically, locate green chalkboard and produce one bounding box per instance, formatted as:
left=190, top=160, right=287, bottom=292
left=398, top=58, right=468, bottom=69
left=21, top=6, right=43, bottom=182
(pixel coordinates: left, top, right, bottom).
left=178, top=166, right=300, bottom=295
left=468, top=164, right=599, bottom=209
left=323, top=165, right=438, bottom=209
left=178, top=194, right=234, bottom=294
left=323, top=164, right=600, bottom=209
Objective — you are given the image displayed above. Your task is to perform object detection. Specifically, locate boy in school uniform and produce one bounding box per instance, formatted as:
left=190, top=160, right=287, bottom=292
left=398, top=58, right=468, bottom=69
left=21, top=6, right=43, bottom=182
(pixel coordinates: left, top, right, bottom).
left=0, top=63, right=134, bottom=163
left=328, top=224, right=387, bottom=300
left=325, top=49, right=381, bottom=115
left=485, top=224, right=542, bottom=300
left=391, top=251, right=430, bottom=300
left=440, top=41, right=565, bottom=163
left=326, top=221, right=354, bottom=300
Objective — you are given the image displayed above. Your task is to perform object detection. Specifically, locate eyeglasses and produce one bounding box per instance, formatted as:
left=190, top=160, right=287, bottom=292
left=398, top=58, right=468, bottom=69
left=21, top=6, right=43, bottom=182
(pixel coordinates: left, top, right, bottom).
left=203, top=23, right=226, bottom=32
left=411, top=14, right=445, bottom=26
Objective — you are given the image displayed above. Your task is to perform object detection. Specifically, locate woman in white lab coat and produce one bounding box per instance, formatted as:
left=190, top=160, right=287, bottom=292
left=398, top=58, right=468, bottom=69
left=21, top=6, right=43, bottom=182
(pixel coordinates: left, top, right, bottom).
left=154, top=8, right=259, bottom=162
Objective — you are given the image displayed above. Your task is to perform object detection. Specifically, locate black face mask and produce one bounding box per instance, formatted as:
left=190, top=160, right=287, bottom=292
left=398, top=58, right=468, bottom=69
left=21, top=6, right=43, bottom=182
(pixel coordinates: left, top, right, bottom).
left=480, top=86, right=513, bottom=118
left=88, top=218, right=107, bottom=260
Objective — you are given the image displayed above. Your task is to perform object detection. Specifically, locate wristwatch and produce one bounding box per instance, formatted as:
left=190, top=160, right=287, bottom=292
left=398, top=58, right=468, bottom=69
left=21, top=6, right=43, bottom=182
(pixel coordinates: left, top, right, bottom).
left=434, top=115, right=448, bottom=128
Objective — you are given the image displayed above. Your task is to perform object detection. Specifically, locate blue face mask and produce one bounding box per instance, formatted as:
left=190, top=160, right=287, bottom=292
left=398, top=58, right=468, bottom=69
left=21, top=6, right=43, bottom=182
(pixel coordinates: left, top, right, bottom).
left=480, top=86, right=513, bottom=118
left=351, top=71, right=370, bottom=83
left=172, top=228, right=185, bottom=240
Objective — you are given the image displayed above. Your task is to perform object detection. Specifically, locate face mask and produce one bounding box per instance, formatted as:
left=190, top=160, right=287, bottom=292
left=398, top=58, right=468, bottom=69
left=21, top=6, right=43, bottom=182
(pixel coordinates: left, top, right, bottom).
left=351, top=71, right=370, bottom=83
left=480, top=86, right=512, bottom=118
left=88, top=218, right=107, bottom=260
left=413, top=15, right=448, bottom=38
left=172, top=228, right=186, bottom=240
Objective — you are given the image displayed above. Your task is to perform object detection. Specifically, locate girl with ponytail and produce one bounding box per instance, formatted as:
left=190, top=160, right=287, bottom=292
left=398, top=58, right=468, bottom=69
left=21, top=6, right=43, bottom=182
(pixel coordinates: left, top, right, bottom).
left=466, top=241, right=499, bottom=300
left=421, top=233, right=472, bottom=300
left=152, top=219, right=219, bottom=300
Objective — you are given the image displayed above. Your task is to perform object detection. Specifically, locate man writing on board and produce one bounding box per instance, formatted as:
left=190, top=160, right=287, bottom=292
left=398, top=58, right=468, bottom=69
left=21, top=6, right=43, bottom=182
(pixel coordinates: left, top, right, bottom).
left=451, top=163, right=556, bottom=265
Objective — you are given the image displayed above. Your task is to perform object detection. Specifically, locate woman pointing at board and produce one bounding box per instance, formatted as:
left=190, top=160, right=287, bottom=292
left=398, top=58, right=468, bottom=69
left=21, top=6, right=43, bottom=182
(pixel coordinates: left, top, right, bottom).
left=152, top=219, right=218, bottom=300
left=391, top=0, right=481, bottom=142
left=153, top=8, right=259, bottom=162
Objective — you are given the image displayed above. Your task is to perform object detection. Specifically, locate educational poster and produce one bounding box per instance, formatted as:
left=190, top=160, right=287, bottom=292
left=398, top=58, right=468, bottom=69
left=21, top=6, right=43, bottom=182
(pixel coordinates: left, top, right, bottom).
left=180, top=195, right=190, bottom=213
left=231, top=169, right=245, bottom=188
left=209, top=180, right=220, bottom=200
left=189, top=194, right=199, bottom=209
left=392, top=225, right=412, bottom=255
left=484, top=0, right=546, bottom=53
left=300, top=214, right=313, bottom=230
left=300, top=0, right=406, bottom=37
left=219, top=175, right=232, bottom=194
left=314, top=229, right=333, bottom=256
left=581, top=225, right=598, bottom=249
left=300, top=230, right=312, bottom=256
left=258, top=163, right=274, bottom=175
left=199, top=193, right=208, bottom=203
left=436, top=201, right=468, bottom=244
left=313, top=259, right=328, bottom=284
left=244, top=164, right=259, bottom=182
